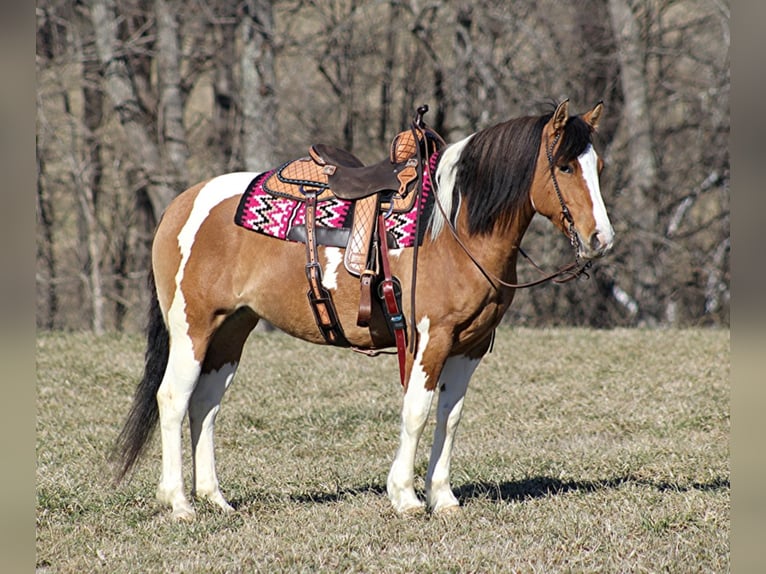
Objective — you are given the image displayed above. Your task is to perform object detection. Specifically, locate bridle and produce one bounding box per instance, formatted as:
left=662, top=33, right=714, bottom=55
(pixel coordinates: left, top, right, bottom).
left=426, top=128, right=593, bottom=291
left=545, top=132, right=590, bottom=266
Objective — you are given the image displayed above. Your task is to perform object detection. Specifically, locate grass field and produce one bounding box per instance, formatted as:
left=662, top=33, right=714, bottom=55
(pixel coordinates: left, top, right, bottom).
left=36, top=327, right=729, bottom=573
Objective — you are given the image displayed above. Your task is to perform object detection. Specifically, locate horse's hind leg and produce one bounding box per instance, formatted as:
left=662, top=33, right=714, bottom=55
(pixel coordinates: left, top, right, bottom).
left=156, top=340, right=203, bottom=521
left=189, top=307, right=258, bottom=513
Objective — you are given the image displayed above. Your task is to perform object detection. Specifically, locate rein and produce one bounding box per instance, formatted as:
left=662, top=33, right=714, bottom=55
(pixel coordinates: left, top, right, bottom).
left=424, top=130, right=592, bottom=291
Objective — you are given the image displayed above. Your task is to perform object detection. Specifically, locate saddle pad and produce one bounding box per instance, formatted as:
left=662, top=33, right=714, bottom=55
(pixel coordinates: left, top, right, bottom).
left=234, top=152, right=439, bottom=249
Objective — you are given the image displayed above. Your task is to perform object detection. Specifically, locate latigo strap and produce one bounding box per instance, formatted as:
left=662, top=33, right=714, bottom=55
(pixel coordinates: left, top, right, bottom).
left=303, top=189, right=348, bottom=346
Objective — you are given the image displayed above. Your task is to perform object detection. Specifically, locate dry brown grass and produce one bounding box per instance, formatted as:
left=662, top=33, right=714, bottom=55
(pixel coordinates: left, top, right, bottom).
left=36, top=327, right=729, bottom=573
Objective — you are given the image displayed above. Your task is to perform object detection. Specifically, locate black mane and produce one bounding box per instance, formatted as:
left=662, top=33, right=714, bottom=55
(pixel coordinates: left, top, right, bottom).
left=454, top=110, right=595, bottom=235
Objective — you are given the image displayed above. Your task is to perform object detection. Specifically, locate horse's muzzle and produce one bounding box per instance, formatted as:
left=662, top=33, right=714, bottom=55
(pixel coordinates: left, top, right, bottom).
left=580, top=228, right=615, bottom=260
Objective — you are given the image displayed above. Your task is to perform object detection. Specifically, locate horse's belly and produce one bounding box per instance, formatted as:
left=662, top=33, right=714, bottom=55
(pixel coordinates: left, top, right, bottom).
left=238, top=240, right=395, bottom=350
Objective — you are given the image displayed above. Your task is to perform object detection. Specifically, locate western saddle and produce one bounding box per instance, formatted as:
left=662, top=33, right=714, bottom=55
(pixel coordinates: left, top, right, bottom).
left=262, top=106, right=444, bottom=383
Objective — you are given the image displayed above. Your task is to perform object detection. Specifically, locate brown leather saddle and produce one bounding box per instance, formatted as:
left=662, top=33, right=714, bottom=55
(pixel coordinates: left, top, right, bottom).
left=262, top=127, right=427, bottom=276
left=260, top=106, right=444, bottom=363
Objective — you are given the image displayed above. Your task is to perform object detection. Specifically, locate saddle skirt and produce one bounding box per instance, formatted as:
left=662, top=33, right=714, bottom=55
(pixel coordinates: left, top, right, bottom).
left=261, top=157, right=335, bottom=201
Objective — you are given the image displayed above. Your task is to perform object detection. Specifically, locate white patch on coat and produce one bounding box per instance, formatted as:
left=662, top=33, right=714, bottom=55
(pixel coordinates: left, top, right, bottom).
left=408, top=316, right=432, bottom=389
left=321, top=247, right=343, bottom=290
left=189, top=361, right=238, bottom=510
left=430, top=136, right=472, bottom=239
left=426, top=354, right=481, bottom=511
left=167, top=172, right=258, bottom=356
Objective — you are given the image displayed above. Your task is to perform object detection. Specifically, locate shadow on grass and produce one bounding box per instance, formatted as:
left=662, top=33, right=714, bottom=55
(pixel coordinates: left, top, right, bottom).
left=289, top=483, right=387, bottom=505
left=453, top=474, right=730, bottom=504
left=234, top=474, right=729, bottom=508
left=227, top=483, right=388, bottom=509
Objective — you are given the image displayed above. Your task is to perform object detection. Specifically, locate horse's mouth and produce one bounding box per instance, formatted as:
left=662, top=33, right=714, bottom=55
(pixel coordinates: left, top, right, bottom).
left=577, top=228, right=615, bottom=260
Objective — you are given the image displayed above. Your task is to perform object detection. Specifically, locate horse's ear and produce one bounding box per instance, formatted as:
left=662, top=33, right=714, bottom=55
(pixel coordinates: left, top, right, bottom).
left=550, top=99, right=569, bottom=134
left=583, top=101, right=604, bottom=131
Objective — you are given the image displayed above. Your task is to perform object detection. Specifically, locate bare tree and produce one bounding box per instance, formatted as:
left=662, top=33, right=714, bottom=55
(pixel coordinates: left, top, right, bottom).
left=155, top=0, right=189, bottom=183
left=606, top=0, right=660, bottom=324
left=36, top=131, right=58, bottom=330
left=238, top=0, right=278, bottom=170
left=36, top=0, right=730, bottom=331
left=89, top=0, right=178, bottom=222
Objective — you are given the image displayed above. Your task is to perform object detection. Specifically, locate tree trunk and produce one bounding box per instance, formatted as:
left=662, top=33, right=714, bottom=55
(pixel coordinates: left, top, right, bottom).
left=212, top=21, right=238, bottom=169
left=36, top=137, right=57, bottom=330
left=607, top=0, right=659, bottom=324
left=378, top=1, right=399, bottom=145
left=238, top=0, right=278, bottom=170
left=409, top=2, right=446, bottom=133
left=81, top=17, right=106, bottom=333
left=450, top=4, right=473, bottom=140
left=76, top=182, right=106, bottom=335
left=155, top=0, right=189, bottom=185
left=89, top=0, right=176, bottom=221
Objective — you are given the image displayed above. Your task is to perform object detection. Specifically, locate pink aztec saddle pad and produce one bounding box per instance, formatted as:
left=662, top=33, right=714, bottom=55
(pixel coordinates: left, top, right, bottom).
left=234, top=152, right=439, bottom=249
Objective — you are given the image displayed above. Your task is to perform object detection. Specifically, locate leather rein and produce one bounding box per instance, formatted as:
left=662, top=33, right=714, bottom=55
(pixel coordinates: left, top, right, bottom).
left=422, top=130, right=593, bottom=291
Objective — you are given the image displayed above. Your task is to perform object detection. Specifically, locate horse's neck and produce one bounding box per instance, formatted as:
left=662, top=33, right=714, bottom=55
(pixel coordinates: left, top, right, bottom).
left=426, top=204, right=535, bottom=285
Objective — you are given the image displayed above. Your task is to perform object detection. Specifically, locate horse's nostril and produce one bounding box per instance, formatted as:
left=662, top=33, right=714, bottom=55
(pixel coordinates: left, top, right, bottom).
left=590, top=232, right=605, bottom=253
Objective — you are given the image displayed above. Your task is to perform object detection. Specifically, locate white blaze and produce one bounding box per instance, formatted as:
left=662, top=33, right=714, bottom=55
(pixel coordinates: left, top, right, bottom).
left=577, top=145, right=614, bottom=248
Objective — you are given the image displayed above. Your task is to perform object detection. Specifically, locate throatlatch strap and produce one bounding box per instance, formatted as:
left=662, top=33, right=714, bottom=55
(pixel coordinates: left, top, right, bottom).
left=377, top=212, right=408, bottom=387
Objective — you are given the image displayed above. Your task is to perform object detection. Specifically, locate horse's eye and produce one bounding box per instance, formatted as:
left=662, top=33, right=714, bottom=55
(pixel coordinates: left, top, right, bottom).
left=558, top=164, right=573, bottom=174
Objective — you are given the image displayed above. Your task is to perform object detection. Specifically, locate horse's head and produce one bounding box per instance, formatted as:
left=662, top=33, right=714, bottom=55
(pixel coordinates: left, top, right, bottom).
left=530, top=100, right=615, bottom=260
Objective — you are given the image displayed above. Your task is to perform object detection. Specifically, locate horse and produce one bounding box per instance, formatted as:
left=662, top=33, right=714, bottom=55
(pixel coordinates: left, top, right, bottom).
left=112, top=99, right=614, bottom=520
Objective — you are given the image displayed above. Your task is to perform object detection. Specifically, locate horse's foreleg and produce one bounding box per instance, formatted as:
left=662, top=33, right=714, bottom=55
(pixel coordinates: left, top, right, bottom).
left=156, top=345, right=202, bottom=521
left=189, top=363, right=237, bottom=513
left=387, top=375, right=435, bottom=513
left=387, top=317, right=443, bottom=513
left=425, top=355, right=481, bottom=512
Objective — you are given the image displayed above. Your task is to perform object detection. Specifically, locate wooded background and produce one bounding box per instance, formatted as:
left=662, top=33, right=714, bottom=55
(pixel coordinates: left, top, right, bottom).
left=36, top=0, right=730, bottom=333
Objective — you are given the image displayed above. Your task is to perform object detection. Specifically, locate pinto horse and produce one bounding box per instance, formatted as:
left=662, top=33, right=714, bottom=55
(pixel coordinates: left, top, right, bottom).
left=113, top=100, right=614, bottom=520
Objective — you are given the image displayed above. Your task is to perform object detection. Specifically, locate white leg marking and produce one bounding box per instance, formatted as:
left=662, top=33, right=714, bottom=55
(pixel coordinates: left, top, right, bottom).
left=189, top=362, right=238, bottom=513
left=426, top=355, right=481, bottom=512
left=321, top=247, right=343, bottom=290
left=578, top=145, right=614, bottom=249
left=156, top=347, right=202, bottom=521
left=158, top=172, right=257, bottom=521
left=387, top=317, right=434, bottom=513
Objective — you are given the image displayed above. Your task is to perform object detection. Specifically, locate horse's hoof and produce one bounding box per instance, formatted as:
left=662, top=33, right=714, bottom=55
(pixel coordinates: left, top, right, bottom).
left=171, top=503, right=196, bottom=522
left=399, top=504, right=427, bottom=518
left=197, top=490, right=235, bottom=513
left=433, top=504, right=461, bottom=516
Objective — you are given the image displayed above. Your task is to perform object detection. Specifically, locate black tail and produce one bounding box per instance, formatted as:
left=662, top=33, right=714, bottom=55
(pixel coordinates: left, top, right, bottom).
left=111, top=270, right=169, bottom=483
